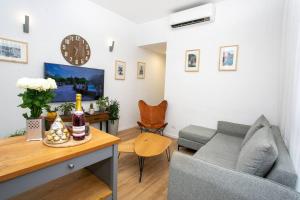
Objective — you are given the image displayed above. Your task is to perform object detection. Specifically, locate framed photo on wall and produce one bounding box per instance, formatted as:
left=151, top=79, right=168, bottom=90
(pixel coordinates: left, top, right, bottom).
left=137, top=62, right=146, bottom=79
left=219, top=45, right=239, bottom=71
left=185, top=49, right=200, bottom=72
left=115, top=60, right=126, bottom=80
left=0, top=37, right=28, bottom=64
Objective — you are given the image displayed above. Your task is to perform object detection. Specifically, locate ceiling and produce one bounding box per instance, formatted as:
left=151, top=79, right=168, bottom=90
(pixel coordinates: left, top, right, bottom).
left=141, top=42, right=167, bottom=55
left=90, top=0, right=223, bottom=23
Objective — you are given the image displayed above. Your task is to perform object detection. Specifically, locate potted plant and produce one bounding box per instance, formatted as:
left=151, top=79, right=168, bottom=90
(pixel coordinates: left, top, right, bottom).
left=96, top=96, right=109, bottom=112
left=9, top=129, right=26, bottom=137
left=89, top=103, right=95, bottom=115
left=107, top=99, right=120, bottom=135
left=46, top=106, right=58, bottom=118
left=58, top=102, right=75, bottom=116
left=17, top=77, right=57, bottom=140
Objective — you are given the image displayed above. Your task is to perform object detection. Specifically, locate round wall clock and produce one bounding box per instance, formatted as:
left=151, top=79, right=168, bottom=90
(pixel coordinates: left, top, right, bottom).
left=61, top=34, right=90, bottom=66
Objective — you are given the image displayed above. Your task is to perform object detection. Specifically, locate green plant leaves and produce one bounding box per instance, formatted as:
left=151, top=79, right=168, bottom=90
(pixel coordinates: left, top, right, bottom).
left=108, top=100, right=120, bottom=120
left=17, top=89, right=55, bottom=119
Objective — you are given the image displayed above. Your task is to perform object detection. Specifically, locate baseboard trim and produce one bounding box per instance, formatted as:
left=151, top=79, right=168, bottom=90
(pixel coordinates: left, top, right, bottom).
left=118, top=126, right=139, bottom=134
left=118, top=126, right=178, bottom=139
left=164, top=132, right=178, bottom=139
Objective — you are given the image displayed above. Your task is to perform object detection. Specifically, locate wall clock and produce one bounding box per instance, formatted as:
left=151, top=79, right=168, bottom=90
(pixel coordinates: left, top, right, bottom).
left=61, top=34, right=90, bottom=66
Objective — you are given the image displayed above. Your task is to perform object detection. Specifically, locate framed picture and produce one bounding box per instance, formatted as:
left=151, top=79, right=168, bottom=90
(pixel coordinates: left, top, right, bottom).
left=115, top=60, right=126, bottom=80
left=137, top=62, right=146, bottom=79
left=0, top=37, right=28, bottom=64
left=219, top=45, right=239, bottom=71
left=185, top=49, right=200, bottom=72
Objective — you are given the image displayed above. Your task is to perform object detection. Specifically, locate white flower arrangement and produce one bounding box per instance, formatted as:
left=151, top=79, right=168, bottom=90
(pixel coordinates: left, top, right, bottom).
left=17, top=77, right=57, bottom=119
left=17, top=77, right=57, bottom=91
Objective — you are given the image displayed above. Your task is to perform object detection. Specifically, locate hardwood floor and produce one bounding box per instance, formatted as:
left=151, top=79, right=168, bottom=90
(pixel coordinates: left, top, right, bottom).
left=117, top=127, right=194, bottom=200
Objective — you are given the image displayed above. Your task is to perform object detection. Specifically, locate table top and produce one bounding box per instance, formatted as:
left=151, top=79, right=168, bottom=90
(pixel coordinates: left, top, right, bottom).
left=0, top=127, right=120, bottom=182
left=118, top=138, right=135, bottom=153
left=134, top=133, right=172, bottom=157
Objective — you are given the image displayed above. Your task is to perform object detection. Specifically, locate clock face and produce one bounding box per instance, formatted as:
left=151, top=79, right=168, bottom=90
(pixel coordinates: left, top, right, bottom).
left=61, top=34, right=90, bottom=66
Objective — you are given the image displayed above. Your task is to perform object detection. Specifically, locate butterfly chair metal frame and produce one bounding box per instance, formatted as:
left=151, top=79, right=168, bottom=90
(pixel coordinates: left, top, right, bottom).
left=137, top=100, right=168, bottom=135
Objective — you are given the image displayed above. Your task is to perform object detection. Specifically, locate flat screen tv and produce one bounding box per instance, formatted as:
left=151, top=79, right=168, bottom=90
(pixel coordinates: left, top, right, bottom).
left=44, top=63, right=104, bottom=102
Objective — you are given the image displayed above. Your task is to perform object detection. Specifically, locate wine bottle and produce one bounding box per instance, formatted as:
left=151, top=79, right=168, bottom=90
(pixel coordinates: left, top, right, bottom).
left=72, top=94, right=86, bottom=140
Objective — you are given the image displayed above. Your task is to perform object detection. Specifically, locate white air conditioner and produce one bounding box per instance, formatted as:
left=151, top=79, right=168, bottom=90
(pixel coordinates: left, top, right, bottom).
left=169, top=3, right=216, bottom=28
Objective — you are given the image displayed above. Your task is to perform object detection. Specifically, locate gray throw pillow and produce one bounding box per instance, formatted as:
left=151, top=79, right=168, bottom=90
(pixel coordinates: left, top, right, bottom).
left=236, top=126, right=278, bottom=177
left=241, top=115, right=270, bottom=147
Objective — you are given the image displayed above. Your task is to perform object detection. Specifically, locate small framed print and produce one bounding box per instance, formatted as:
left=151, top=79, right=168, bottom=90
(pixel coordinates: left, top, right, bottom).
left=185, top=49, right=200, bottom=72
left=219, top=45, right=239, bottom=71
left=0, top=37, right=28, bottom=64
left=115, top=60, right=126, bottom=80
left=137, top=62, right=146, bottom=79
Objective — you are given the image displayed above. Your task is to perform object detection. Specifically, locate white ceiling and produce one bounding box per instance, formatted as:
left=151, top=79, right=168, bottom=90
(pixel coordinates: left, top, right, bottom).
left=90, top=0, right=223, bottom=23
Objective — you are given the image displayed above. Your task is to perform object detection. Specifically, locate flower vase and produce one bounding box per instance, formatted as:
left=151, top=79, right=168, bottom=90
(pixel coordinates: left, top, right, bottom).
left=26, top=118, right=45, bottom=141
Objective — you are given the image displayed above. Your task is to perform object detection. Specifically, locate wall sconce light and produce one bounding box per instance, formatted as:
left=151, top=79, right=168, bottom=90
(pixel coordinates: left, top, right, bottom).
left=23, top=15, right=29, bottom=33
left=108, top=39, right=115, bottom=52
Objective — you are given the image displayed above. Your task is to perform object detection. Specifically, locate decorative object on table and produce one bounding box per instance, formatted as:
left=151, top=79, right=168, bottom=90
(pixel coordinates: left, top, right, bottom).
left=96, top=96, right=109, bottom=112
left=43, top=133, right=92, bottom=148
left=72, top=94, right=86, bottom=140
left=58, top=102, right=75, bottom=116
left=0, top=37, right=28, bottom=64
left=137, top=100, right=168, bottom=135
left=9, top=129, right=26, bottom=137
left=185, top=49, right=200, bottom=72
left=46, top=106, right=58, bottom=118
left=89, top=103, right=95, bottom=115
left=17, top=77, right=57, bottom=141
left=219, top=45, right=239, bottom=71
left=115, top=60, right=126, bottom=80
left=108, top=99, right=120, bottom=135
left=137, top=62, right=146, bottom=79
left=45, top=115, right=70, bottom=144
left=61, top=34, right=90, bottom=66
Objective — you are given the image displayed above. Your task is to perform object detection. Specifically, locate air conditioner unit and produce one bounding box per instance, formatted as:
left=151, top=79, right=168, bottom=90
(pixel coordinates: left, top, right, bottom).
left=169, top=3, right=216, bottom=28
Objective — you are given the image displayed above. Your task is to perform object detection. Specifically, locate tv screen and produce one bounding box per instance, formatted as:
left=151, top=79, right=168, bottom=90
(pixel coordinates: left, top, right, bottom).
left=44, top=63, right=104, bottom=102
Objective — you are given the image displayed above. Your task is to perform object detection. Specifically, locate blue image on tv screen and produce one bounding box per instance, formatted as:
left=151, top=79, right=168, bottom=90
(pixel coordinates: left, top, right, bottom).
left=44, top=63, right=104, bottom=102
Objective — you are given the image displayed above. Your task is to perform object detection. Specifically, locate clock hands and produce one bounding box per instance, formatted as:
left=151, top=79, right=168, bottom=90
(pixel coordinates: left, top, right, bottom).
left=74, top=47, right=78, bottom=56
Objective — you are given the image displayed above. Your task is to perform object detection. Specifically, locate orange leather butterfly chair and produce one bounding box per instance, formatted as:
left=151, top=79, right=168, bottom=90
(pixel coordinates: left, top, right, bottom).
left=137, top=100, right=168, bottom=135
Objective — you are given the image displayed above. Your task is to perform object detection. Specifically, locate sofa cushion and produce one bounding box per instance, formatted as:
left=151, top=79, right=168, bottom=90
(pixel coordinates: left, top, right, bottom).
left=178, top=138, right=204, bottom=151
left=179, top=125, right=216, bottom=144
left=194, top=133, right=243, bottom=169
left=236, top=126, right=278, bottom=177
left=241, top=115, right=270, bottom=147
left=266, top=126, right=297, bottom=188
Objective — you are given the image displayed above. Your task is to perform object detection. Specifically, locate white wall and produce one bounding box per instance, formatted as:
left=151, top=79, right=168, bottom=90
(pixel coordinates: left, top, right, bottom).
left=279, top=0, right=300, bottom=191
left=163, top=0, right=284, bottom=137
left=136, top=17, right=169, bottom=46
left=0, top=0, right=165, bottom=137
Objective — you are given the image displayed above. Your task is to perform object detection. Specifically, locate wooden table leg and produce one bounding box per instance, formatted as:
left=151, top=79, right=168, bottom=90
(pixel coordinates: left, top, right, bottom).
left=100, top=122, right=103, bottom=130
left=106, top=120, right=109, bottom=133
left=138, top=156, right=145, bottom=183
left=165, top=147, right=171, bottom=162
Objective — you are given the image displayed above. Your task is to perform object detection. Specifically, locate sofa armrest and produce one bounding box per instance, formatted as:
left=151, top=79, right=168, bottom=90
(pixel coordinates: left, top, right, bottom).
left=168, top=152, right=300, bottom=200
left=217, top=121, right=250, bottom=138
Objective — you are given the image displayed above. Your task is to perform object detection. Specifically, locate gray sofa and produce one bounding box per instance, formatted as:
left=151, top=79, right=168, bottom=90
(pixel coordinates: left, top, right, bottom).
left=168, top=121, right=300, bottom=200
